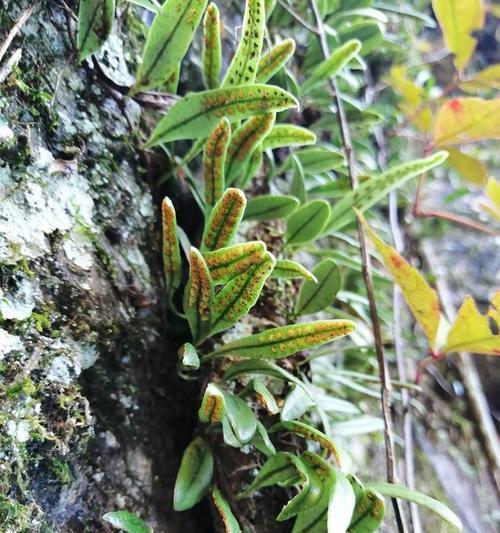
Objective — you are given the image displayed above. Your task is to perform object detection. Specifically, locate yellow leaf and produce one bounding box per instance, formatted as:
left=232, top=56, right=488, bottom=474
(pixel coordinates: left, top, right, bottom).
left=433, top=97, right=500, bottom=146
left=432, top=0, right=484, bottom=71
left=447, top=148, right=489, bottom=186
left=479, top=177, right=500, bottom=221
left=459, top=64, right=500, bottom=93
left=443, top=292, right=500, bottom=355
left=356, top=211, right=441, bottom=349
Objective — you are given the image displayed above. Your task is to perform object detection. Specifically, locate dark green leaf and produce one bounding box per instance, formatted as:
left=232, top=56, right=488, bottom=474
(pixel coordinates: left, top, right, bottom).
left=244, top=195, right=299, bottom=221
left=280, top=147, right=345, bottom=175
left=295, top=259, right=341, bottom=315
left=221, top=391, right=257, bottom=447
left=251, top=420, right=277, bottom=456
left=286, top=200, right=331, bottom=245
left=290, top=156, right=307, bottom=204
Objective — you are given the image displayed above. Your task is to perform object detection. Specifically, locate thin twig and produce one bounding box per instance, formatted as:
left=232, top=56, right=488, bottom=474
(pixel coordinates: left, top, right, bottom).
left=307, top=2, right=407, bottom=531
left=0, top=3, right=38, bottom=64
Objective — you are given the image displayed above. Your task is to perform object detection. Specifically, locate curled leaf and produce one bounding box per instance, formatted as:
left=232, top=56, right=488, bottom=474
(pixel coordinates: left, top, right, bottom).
left=257, top=38, right=296, bottom=83
left=162, top=197, right=182, bottom=295
left=199, top=383, right=226, bottom=423
left=222, top=0, right=265, bottom=87
left=348, top=479, right=385, bottom=533
left=225, top=113, right=276, bottom=185
left=77, top=0, right=115, bottom=62
left=271, top=259, right=317, bottom=282
left=286, top=200, right=331, bottom=245
left=173, top=437, right=214, bottom=511
left=211, top=487, right=242, bottom=533
left=244, top=195, right=299, bottom=221
left=178, top=342, right=200, bottom=370
left=221, top=390, right=258, bottom=446
left=253, top=379, right=279, bottom=415
left=202, top=188, right=247, bottom=251
left=208, top=320, right=356, bottom=360
left=203, top=3, right=223, bottom=89
left=204, top=241, right=267, bottom=284
left=262, top=125, right=316, bottom=150
left=204, top=118, right=231, bottom=207
left=145, top=84, right=297, bottom=146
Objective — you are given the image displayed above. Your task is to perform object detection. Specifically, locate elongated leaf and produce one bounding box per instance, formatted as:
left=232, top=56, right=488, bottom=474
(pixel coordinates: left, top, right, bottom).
left=178, top=342, right=200, bottom=370
left=251, top=420, right=277, bottom=456
left=330, top=416, right=384, bottom=437
left=239, top=146, right=264, bottom=187
left=103, top=511, right=151, bottom=533
left=348, top=477, right=385, bottom=533
left=204, top=118, right=231, bottom=207
left=291, top=156, right=307, bottom=204
left=326, top=151, right=449, bottom=233
left=131, top=0, right=207, bottom=93
left=257, top=38, right=296, bottom=83
left=211, top=487, right=241, bottom=533
left=296, top=259, right=341, bottom=316
left=222, top=0, right=265, bottom=87
left=432, top=0, right=484, bottom=71
left=357, top=212, right=441, bottom=349
left=221, top=390, right=257, bottom=446
left=146, top=84, right=297, bottom=146
left=199, top=383, right=226, bottom=423
left=447, top=148, right=489, bottom=186
left=204, top=241, right=267, bottom=284
left=327, top=468, right=356, bottom=533
left=271, top=259, right=316, bottom=282
left=301, top=40, right=361, bottom=94
left=183, top=248, right=214, bottom=345
left=203, top=3, right=222, bottom=89
left=367, top=482, right=463, bottom=531
left=286, top=200, right=331, bottom=245
left=443, top=292, right=500, bottom=355
left=433, top=97, right=500, bottom=146
left=281, top=147, right=345, bottom=175
left=174, top=437, right=214, bottom=511
left=225, top=113, right=276, bottom=185
left=262, top=125, right=316, bottom=150
left=209, top=320, right=355, bottom=360
left=253, top=379, right=279, bottom=414
left=77, top=0, right=115, bottom=62
left=211, top=251, right=275, bottom=334
left=162, top=197, right=183, bottom=295
left=281, top=385, right=315, bottom=421
left=202, top=188, right=247, bottom=251
left=244, top=195, right=299, bottom=221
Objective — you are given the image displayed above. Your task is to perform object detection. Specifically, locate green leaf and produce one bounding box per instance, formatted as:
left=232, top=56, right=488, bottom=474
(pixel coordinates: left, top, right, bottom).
left=286, top=200, right=331, bottom=245
left=198, top=383, right=226, bottom=423
left=161, top=197, right=183, bottom=295
left=271, top=259, right=317, bottom=282
left=244, top=195, right=299, bottom=221
left=251, top=420, right=277, bottom=456
left=145, top=84, right=298, bottom=146
left=204, top=118, right=232, bottom=208
left=174, top=437, right=214, bottom=511
left=295, top=259, right=341, bottom=315
left=222, top=0, right=265, bottom=87
left=131, top=0, right=207, bottom=93
left=326, top=151, right=449, bottom=233
left=257, top=38, right=296, bottom=83
left=239, top=146, right=264, bottom=188
left=221, top=390, right=257, bottom=447
left=281, top=385, right=316, bottom=421
left=262, top=125, right=317, bottom=150
left=366, top=483, right=463, bottom=531
left=77, top=0, right=115, bottom=62
left=290, top=156, right=307, bottom=204
left=126, top=0, right=161, bottom=14
left=225, top=113, right=276, bottom=186
left=202, top=188, right=247, bottom=251
left=211, top=251, right=275, bottom=334
left=253, top=379, right=279, bottom=414
left=178, top=342, right=200, bottom=370
left=348, top=477, right=385, bottom=533
left=281, top=147, right=345, bottom=175
left=301, top=40, right=361, bottom=94
left=330, top=416, right=384, bottom=437
left=183, top=247, right=214, bottom=345
left=103, top=511, right=151, bottom=533
left=208, top=320, right=356, bottom=360
left=211, top=487, right=242, bottom=533
left=203, top=3, right=223, bottom=89
left=326, top=466, right=356, bottom=533
left=204, top=241, right=267, bottom=284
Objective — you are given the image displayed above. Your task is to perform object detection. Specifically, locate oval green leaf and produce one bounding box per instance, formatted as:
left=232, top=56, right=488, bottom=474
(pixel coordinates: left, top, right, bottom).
left=286, top=200, right=331, bottom=245
left=221, top=390, right=258, bottom=446
left=244, top=195, right=299, bottom=221
left=271, top=259, right=316, bottom=282
left=262, top=125, right=316, bottom=150
left=103, top=511, right=151, bottom=533
left=295, top=259, right=341, bottom=315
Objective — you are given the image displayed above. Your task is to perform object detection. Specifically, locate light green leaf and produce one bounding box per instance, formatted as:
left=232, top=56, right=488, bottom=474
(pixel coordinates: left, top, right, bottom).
left=330, top=416, right=384, bottom=437
left=183, top=247, right=214, bottom=345
left=301, top=40, right=361, bottom=94
left=290, top=156, right=307, bottom=204
left=211, top=487, right=242, bottom=533
left=145, top=84, right=297, bottom=146
left=221, top=390, right=258, bottom=447
left=222, top=0, right=265, bottom=87
left=348, top=476, right=385, bottom=533
left=178, top=343, right=200, bottom=370
left=208, top=320, right=355, bottom=360
left=204, top=241, right=267, bottom=284
left=225, top=113, right=276, bottom=185
left=281, top=147, right=345, bottom=175
left=366, top=483, right=463, bottom=531
left=262, top=125, right=317, bottom=150
left=251, top=420, right=277, bottom=456
left=103, top=511, right=151, bottom=533
left=326, top=151, right=449, bottom=233
left=173, top=437, right=214, bottom=511
left=281, top=385, right=316, bottom=421
left=286, top=200, right=331, bottom=245
left=257, top=38, right=296, bottom=83
left=131, top=0, right=207, bottom=93
left=203, top=3, right=223, bottom=89
left=244, top=195, right=299, bottom=221
left=253, top=379, right=279, bottom=414
left=77, top=0, right=115, bottom=62
left=239, top=146, right=264, bottom=188
left=271, top=259, right=317, bottom=282
left=204, top=118, right=231, bottom=208
left=202, top=188, right=247, bottom=251
left=126, top=0, right=161, bottom=14
left=296, top=259, right=341, bottom=315
left=211, top=251, right=275, bottom=334
left=161, top=197, right=182, bottom=295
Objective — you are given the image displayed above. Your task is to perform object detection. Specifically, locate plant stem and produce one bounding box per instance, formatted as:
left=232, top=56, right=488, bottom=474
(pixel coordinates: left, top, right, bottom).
left=307, top=2, right=407, bottom=531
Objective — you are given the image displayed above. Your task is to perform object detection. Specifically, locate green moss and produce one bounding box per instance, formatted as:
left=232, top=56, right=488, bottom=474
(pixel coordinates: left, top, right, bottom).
left=6, top=377, right=37, bottom=399
left=0, top=496, right=32, bottom=531
left=50, top=458, right=72, bottom=485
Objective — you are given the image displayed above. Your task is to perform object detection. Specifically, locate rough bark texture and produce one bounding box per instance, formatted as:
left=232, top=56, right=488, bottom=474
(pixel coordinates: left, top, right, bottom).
left=0, top=2, right=206, bottom=531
